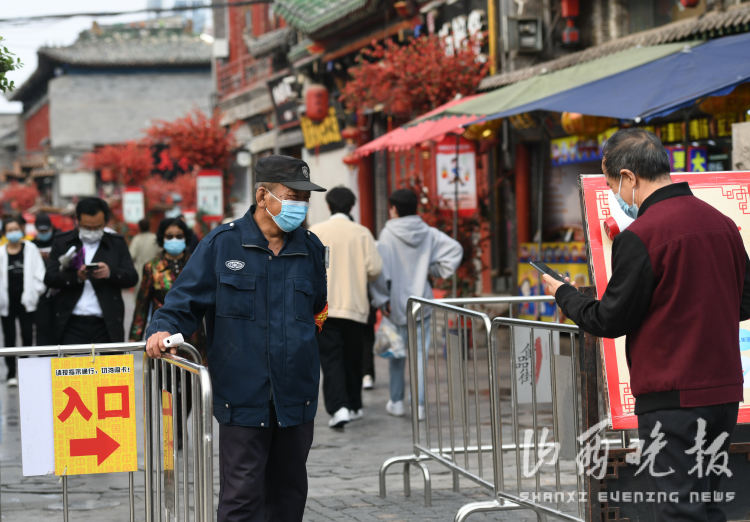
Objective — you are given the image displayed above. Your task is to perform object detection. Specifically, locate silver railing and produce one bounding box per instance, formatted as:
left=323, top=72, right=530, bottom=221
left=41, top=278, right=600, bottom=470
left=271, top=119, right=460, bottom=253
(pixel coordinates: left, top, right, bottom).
left=0, top=341, right=213, bottom=522
left=379, top=296, right=605, bottom=521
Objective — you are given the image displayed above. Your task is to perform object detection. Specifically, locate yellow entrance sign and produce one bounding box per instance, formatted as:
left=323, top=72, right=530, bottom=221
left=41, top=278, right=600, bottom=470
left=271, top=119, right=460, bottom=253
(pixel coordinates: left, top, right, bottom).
left=51, top=354, right=137, bottom=475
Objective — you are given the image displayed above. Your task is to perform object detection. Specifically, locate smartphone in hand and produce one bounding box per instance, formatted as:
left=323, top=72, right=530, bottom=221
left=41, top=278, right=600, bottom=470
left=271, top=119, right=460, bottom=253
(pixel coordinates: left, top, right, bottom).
left=529, top=259, right=566, bottom=283
left=85, top=263, right=99, bottom=273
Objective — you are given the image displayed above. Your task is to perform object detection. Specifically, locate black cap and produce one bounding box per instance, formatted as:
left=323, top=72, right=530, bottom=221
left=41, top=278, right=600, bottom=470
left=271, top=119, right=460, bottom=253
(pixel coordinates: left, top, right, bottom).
left=255, top=155, right=326, bottom=192
left=35, top=213, right=52, bottom=231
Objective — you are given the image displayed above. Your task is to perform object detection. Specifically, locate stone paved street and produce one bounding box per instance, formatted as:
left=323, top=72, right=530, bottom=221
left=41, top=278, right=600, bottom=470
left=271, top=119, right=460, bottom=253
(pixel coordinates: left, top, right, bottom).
left=0, top=290, right=546, bottom=521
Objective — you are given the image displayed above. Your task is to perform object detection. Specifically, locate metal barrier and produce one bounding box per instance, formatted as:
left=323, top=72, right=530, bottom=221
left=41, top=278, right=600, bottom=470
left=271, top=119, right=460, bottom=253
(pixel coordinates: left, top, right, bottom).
left=0, top=341, right=213, bottom=522
left=379, top=296, right=600, bottom=522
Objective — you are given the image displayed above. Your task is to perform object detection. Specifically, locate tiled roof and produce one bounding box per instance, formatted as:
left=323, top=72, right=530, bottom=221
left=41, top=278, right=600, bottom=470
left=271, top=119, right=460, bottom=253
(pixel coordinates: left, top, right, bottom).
left=480, top=3, right=750, bottom=89
left=274, top=0, right=372, bottom=35
left=244, top=27, right=294, bottom=58
left=38, top=33, right=211, bottom=67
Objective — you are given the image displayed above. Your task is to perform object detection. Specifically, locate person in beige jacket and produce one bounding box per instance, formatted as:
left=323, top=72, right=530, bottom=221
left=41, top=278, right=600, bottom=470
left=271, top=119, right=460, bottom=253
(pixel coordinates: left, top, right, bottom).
left=309, top=187, right=382, bottom=428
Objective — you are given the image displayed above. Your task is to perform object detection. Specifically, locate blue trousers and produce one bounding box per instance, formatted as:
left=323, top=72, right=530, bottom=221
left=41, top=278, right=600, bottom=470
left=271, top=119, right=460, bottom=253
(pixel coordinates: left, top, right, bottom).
left=389, top=317, right=431, bottom=405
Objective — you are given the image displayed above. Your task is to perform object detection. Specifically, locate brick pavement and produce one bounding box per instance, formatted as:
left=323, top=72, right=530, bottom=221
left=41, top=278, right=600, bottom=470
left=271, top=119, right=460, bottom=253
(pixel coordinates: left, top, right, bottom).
left=0, top=290, right=548, bottom=521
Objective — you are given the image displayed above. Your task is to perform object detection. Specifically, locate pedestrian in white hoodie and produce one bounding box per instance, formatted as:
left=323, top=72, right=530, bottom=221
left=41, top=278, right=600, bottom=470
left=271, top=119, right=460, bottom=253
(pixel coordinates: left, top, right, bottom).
left=0, top=214, right=46, bottom=386
left=370, top=189, right=463, bottom=418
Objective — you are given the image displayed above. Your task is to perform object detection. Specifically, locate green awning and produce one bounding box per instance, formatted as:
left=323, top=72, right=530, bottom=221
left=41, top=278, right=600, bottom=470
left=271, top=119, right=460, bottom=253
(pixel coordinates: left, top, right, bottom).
left=440, top=41, right=699, bottom=119
left=274, top=0, right=370, bottom=34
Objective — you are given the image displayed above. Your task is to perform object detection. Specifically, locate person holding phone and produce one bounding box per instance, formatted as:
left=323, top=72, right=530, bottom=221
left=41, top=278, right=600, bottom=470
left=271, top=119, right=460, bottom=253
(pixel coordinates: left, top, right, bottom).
left=44, top=198, right=138, bottom=345
left=0, top=214, right=46, bottom=386
left=542, top=129, right=750, bottom=520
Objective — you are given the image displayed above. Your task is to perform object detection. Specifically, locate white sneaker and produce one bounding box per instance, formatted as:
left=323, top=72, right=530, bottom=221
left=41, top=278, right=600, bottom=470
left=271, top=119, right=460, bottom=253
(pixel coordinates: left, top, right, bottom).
left=386, top=400, right=405, bottom=417
left=418, top=405, right=425, bottom=421
left=362, top=375, right=374, bottom=390
left=6, top=377, right=17, bottom=387
left=349, top=409, right=363, bottom=421
left=328, top=407, right=350, bottom=428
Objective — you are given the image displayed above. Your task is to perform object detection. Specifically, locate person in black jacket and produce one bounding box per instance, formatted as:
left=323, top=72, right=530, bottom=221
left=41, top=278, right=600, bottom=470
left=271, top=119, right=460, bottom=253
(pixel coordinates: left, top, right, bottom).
left=543, top=128, right=750, bottom=521
left=44, top=198, right=138, bottom=344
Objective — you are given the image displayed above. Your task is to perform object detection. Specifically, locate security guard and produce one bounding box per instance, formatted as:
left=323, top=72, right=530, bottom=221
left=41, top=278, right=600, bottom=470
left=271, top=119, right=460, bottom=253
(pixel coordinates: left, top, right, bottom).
left=146, top=155, right=327, bottom=522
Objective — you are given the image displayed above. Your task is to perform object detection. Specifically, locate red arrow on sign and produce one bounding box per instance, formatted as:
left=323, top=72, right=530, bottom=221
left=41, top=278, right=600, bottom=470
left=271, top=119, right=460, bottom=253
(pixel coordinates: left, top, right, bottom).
left=69, top=427, right=120, bottom=465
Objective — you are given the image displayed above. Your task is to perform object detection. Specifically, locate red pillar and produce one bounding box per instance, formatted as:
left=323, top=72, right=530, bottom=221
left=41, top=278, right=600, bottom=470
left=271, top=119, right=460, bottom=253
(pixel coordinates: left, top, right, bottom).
left=357, top=159, right=375, bottom=234
left=515, top=143, right=531, bottom=243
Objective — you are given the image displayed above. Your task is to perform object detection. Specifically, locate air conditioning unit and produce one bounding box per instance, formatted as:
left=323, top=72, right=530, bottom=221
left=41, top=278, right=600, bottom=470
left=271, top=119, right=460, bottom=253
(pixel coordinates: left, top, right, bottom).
left=508, top=17, right=543, bottom=53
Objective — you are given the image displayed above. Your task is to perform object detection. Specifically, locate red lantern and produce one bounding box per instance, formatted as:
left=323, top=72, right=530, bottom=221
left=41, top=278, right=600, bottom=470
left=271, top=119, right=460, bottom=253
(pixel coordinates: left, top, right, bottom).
left=680, top=0, right=699, bottom=7
left=340, top=126, right=360, bottom=142
left=342, top=153, right=360, bottom=166
left=560, top=0, right=579, bottom=18
left=306, top=85, right=329, bottom=121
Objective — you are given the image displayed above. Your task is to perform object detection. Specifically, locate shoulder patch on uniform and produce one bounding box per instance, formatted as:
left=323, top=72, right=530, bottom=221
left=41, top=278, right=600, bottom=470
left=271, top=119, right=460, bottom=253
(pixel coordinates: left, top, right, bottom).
left=225, top=260, right=245, bottom=271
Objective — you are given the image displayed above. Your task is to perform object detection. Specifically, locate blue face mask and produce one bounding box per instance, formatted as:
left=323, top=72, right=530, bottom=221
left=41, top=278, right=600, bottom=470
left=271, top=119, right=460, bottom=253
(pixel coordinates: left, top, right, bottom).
left=6, top=231, right=23, bottom=244
left=163, top=238, right=186, bottom=256
left=266, top=191, right=309, bottom=232
left=37, top=231, right=53, bottom=242
left=613, top=175, right=639, bottom=219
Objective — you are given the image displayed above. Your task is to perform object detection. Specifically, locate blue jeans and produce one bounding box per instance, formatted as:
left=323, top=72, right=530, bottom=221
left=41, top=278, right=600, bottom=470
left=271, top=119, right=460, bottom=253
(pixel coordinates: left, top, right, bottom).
left=389, top=317, right=431, bottom=406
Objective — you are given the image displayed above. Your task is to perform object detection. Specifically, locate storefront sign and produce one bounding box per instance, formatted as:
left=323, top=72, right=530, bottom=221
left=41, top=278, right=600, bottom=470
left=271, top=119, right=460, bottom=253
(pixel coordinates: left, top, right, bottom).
left=51, top=354, right=137, bottom=475
left=435, top=136, right=477, bottom=215
left=123, top=188, right=145, bottom=224
left=268, top=74, right=300, bottom=129
left=437, top=9, right=487, bottom=60
left=580, top=171, right=750, bottom=430
left=550, top=127, right=617, bottom=166
left=300, top=107, right=343, bottom=151
left=197, top=169, right=223, bottom=221
left=688, top=146, right=708, bottom=172
left=665, top=145, right=686, bottom=172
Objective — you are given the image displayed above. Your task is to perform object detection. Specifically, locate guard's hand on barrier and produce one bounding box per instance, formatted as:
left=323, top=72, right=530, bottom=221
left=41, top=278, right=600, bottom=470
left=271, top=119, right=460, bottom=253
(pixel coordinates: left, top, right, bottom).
left=146, top=331, right=175, bottom=359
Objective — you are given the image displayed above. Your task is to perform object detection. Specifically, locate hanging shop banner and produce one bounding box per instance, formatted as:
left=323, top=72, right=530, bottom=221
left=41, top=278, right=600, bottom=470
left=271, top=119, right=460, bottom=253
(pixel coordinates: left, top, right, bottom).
left=196, top=169, right=223, bottom=222
left=299, top=107, right=344, bottom=152
left=580, top=171, right=750, bottom=430
left=123, top=187, right=145, bottom=224
left=435, top=136, right=477, bottom=215
left=51, top=354, right=137, bottom=475
left=267, top=74, right=300, bottom=129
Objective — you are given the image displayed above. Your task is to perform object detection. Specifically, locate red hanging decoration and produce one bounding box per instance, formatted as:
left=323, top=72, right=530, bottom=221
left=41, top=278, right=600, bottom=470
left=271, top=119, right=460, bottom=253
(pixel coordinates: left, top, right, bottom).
left=560, top=0, right=579, bottom=18
left=306, top=85, right=329, bottom=121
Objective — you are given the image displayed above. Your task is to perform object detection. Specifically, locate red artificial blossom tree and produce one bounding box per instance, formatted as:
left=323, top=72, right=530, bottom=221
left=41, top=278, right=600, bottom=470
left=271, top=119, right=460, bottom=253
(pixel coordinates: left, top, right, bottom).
left=340, top=34, right=489, bottom=119
left=144, top=109, right=236, bottom=213
left=0, top=181, right=40, bottom=212
left=81, top=109, right=236, bottom=227
left=81, top=141, right=154, bottom=186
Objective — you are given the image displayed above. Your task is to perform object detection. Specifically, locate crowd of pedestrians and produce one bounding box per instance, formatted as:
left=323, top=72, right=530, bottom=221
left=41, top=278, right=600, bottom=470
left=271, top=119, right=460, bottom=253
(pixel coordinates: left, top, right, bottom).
left=0, top=161, right=463, bottom=521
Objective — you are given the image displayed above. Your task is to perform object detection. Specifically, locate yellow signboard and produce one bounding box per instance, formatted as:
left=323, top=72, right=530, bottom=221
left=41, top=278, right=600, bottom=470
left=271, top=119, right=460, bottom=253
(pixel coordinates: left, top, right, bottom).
left=162, top=390, right=174, bottom=470
left=51, top=354, right=137, bottom=475
left=299, top=106, right=342, bottom=150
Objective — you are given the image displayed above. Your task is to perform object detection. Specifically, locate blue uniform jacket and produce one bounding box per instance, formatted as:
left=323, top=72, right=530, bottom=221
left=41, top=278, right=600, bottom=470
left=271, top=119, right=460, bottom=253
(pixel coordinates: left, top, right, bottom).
left=146, top=207, right=327, bottom=428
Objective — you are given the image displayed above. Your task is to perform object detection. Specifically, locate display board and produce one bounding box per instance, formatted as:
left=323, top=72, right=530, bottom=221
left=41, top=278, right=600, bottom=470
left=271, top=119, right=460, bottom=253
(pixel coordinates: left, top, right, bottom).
left=580, top=171, right=750, bottom=429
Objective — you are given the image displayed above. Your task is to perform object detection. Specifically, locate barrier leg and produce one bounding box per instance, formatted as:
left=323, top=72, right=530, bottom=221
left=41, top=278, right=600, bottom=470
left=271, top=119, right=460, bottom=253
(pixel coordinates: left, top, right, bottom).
left=379, top=455, right=428, bottom=499
left=403, top=463, right=410, bottom=497
left=454, top=498, right=523, bottom=522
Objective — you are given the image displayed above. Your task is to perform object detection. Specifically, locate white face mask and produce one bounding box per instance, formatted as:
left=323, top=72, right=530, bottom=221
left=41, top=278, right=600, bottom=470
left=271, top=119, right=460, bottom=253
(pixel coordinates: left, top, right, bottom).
left=79, top=229, right=104, bottom=244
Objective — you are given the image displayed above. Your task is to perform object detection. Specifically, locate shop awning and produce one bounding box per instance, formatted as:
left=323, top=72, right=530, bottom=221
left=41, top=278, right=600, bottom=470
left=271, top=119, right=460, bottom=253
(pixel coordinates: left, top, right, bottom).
left=353, top=95, right=480, bottom=157
left=464, top=31, right=750, bottom=123
left=434, top=42, right=692, bottom=120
